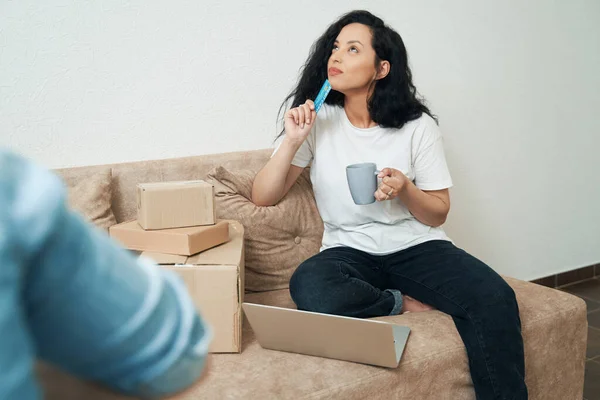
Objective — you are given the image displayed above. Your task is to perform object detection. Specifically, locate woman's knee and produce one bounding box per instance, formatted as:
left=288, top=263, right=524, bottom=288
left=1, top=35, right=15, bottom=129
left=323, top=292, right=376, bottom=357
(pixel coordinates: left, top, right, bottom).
left=289, top=258, right=346, bottom=314
left=290, top=258, right=326, bottom=309
left=469, top=274, right=518, bottom=312
left=491, top=278, right=518, bottom=308
left=289, top=260, right=314, bottom=298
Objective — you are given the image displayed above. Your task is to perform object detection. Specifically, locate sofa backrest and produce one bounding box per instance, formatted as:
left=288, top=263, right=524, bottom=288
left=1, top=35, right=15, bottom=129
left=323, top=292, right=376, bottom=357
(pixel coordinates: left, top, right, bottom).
left=55, top=148, right=272, bottom=223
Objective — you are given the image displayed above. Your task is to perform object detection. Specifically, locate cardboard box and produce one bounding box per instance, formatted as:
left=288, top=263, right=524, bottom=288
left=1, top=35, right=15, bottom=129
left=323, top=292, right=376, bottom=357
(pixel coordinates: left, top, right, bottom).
left=137, top=180, right=216, bottom=230
left=110, top=220, right=229, bottom=256
left=142, top=220, right=245, bottom=353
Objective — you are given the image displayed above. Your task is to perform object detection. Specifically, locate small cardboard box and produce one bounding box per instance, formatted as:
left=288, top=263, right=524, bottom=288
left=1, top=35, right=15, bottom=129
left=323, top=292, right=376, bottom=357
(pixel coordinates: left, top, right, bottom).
left=137, top=180, right=216, bottom=230
left=142, top=220, right=245, bottom=353
left=109, top=220, right=229, bottom=256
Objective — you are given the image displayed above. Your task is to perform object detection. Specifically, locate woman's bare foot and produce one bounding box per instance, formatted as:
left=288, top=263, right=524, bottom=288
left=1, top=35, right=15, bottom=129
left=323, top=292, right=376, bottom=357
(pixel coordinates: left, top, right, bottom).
left=401, top=295, right=435, bottom=313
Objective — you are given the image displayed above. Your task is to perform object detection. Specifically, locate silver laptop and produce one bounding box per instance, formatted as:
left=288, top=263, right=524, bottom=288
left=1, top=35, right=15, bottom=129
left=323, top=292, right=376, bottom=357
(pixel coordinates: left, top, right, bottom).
left=242, top=303, right=410, bottom=368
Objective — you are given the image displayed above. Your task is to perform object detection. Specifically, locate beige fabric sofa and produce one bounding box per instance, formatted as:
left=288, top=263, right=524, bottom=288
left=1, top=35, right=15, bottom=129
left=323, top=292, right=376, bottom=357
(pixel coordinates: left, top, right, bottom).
left=40, top=149, right=587, bottom=399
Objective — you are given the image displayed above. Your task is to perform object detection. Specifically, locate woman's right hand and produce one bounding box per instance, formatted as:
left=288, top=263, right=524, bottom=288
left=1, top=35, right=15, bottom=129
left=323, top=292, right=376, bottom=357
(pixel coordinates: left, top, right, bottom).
left=284, top=100, right=316, bottom=145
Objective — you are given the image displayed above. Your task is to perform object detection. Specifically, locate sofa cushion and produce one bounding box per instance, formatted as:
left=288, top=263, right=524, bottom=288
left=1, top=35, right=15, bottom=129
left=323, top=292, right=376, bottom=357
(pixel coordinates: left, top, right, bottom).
left=207, top=166, right=323, bottom=292
left=54, top=167, right=117, bottom=231
left=162, top=277, right=588, bottom=399
left=38, top=277, right=586, bottom=399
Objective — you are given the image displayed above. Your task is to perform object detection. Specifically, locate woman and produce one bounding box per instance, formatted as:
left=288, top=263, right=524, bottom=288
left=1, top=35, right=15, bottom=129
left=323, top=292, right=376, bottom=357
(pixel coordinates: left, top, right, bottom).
left=252, top=10, right=527, bottom=400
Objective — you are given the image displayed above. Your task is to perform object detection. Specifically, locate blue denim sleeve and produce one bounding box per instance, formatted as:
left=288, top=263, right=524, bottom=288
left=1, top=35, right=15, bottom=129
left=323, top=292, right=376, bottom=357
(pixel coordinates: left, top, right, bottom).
left=0, top=149, right=211, bottom=399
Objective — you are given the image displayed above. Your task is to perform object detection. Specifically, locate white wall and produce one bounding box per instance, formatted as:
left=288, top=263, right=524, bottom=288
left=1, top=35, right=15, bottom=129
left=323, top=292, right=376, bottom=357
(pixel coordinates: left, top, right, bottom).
left=1, top=0, right=599, bottom=280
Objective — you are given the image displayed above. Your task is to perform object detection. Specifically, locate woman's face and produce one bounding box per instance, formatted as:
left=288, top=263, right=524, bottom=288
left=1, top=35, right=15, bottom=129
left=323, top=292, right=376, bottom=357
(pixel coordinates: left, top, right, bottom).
left=327, top=23, right=387, bottom=95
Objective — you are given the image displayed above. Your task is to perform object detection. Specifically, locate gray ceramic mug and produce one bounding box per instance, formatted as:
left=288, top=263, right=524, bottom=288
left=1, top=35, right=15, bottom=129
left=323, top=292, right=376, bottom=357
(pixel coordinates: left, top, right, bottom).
left=346, top=162, right=380, bottom=205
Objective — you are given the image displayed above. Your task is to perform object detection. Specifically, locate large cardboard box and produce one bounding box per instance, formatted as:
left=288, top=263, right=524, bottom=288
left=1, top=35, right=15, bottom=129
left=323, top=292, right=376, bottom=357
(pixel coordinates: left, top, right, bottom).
left=109, top=220, right=229, bottom=256
left=137, top=180, right=216, bottom=230
left=142, top=220, right=244, bottom=353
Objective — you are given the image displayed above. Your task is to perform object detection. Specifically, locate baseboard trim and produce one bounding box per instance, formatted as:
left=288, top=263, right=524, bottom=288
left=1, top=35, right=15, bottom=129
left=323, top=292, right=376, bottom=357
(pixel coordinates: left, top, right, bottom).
left=531, top=263, right=600, bottom=288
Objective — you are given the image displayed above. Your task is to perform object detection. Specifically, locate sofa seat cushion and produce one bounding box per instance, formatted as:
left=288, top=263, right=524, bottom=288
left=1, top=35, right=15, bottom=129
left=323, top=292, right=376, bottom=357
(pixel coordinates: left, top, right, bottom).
left=185, top=277, right=586, bottom=399
left=36, top=277, right=586, bottom=400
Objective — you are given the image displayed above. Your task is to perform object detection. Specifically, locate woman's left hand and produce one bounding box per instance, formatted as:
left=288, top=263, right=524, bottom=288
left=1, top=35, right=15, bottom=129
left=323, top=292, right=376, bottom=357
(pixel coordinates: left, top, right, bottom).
left=375, top=168, right=409, bottom=201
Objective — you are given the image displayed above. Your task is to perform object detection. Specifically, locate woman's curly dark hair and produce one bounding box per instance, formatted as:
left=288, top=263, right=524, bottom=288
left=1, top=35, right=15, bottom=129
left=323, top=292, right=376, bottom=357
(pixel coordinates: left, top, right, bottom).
left=277, top=10, right=435, bottom=139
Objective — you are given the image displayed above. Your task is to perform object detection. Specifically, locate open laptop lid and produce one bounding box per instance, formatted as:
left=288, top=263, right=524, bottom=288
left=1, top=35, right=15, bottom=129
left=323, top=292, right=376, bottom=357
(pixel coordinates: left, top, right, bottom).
left=242, top=303, right=410, bottom=368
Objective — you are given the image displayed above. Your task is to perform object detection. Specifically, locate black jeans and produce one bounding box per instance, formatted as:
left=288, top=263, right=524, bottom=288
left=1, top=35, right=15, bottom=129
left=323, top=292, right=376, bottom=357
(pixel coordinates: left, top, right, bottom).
left=289, top=240, right=527, bottom=400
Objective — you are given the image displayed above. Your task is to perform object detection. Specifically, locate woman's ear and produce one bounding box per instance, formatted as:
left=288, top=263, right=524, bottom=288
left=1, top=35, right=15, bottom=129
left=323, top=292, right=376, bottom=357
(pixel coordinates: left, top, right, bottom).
left=376, top=60, right=390, bottom=80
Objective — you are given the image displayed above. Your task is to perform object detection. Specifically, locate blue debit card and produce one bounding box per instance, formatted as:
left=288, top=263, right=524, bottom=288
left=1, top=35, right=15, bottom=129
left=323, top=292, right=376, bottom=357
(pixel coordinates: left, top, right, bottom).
left=314, top=80, right=332, bottom=113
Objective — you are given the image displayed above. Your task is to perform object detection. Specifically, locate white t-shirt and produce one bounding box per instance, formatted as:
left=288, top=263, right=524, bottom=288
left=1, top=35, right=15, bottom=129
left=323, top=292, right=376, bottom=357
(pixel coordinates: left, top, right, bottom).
left=272, top=104, right=454, bottom=255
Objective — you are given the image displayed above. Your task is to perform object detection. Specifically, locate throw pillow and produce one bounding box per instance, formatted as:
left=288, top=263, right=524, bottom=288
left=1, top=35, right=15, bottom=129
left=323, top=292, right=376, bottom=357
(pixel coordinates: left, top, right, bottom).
left=207, top=166, right=323, bottom=292
left=55, top=167, right=117, bottom=231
